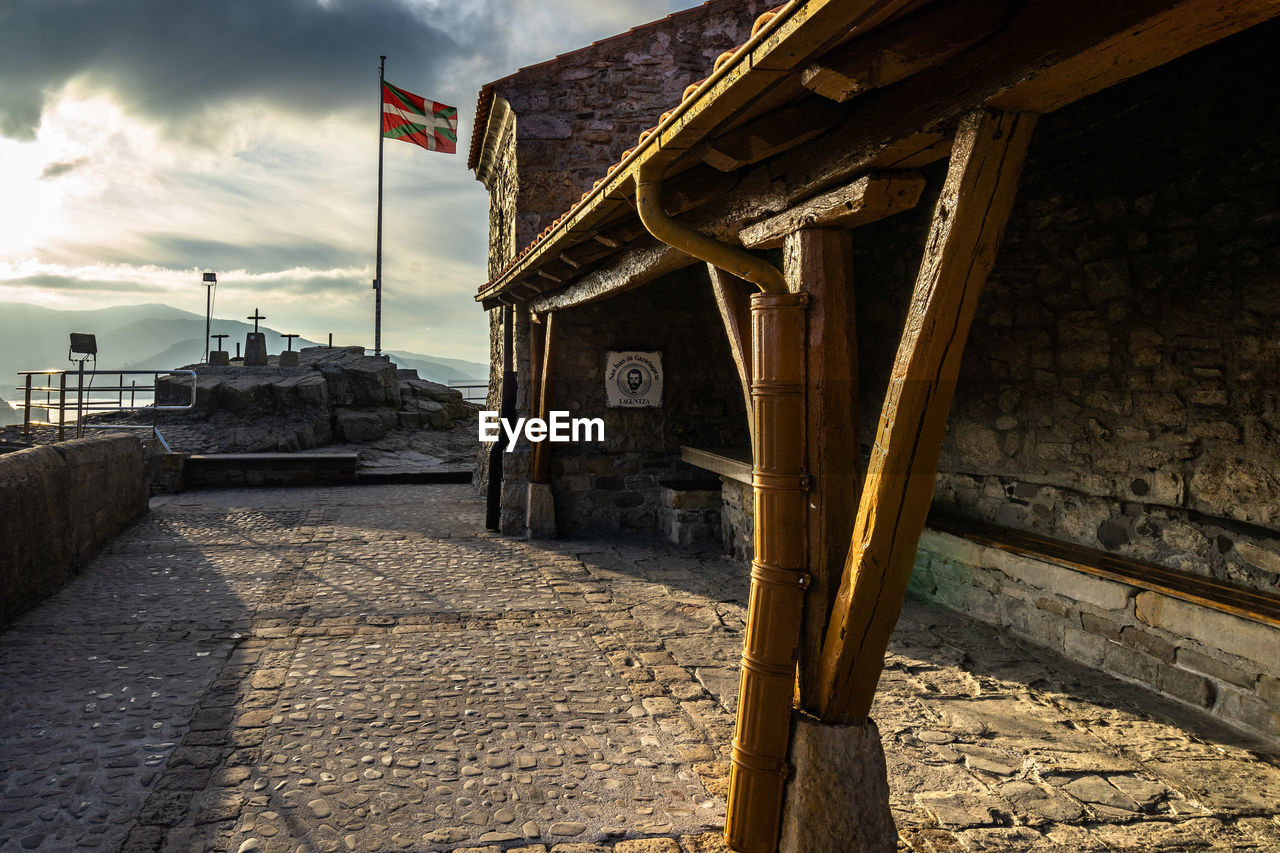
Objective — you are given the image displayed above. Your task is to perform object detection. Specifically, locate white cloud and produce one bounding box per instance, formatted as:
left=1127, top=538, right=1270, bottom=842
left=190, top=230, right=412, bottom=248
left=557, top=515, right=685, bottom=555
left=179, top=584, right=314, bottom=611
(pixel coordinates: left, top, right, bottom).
left=0, top=0, right=708, bottom=364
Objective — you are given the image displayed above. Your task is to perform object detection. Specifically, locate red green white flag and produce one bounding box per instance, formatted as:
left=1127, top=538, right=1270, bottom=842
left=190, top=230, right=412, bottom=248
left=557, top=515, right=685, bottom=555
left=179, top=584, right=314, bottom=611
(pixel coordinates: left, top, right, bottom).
left=381, top=82, right=457, bottom=154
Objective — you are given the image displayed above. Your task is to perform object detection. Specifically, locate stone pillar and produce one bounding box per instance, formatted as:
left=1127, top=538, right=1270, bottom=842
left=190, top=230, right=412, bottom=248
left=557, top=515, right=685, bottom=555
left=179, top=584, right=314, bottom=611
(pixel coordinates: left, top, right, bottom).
left=209, top=350, right=230, bottom=366
left=499, top=309, right=533, bottom=536
left=778, top=716, right=896, bottom=853
left=526, top=481, right=556, bottom=538
left=244, top=333, right=268, bottom=366
left=279, top=350, right=299, bottom=367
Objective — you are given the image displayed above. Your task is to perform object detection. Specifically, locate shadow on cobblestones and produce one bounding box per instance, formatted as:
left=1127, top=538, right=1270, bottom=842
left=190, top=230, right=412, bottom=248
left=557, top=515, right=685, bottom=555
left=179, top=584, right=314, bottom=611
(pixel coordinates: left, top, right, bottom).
left=1, top=508, right=252, bottom=851
left=3, top=484, right=1279, bottom=852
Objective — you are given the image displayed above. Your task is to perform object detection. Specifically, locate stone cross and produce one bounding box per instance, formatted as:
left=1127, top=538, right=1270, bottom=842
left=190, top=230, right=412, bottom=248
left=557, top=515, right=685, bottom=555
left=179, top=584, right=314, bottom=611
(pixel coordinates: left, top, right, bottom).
left=211, top=334, right=229, bottom=350
left=247, top=309, right=266, bottom=334
left=281, top=333, right=300, bottom=352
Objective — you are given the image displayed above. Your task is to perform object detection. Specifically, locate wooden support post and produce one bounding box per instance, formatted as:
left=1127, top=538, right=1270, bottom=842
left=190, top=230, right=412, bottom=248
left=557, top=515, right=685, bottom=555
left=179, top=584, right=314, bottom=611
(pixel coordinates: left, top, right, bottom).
left=529, top=312, right=557, bottom=484
left=783, top=229, right=862, bottom=711
left=725, top=292, right=808, bottom=853
left=707, top=264, right=756, bottom=438
left=528, top=311, right=544, bottom=414
left=816, top=109, right=1037, bottom=723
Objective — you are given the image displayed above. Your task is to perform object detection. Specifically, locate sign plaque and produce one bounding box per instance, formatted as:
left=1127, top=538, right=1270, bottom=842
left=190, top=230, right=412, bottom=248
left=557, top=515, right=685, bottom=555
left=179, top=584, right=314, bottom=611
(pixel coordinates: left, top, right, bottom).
left=605, top=351, right=663, bottom=408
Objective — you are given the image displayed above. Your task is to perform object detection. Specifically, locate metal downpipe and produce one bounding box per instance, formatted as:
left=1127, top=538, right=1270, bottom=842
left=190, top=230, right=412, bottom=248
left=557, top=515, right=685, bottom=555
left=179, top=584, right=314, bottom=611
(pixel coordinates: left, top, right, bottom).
left=636, top=163, right=807, bottom=853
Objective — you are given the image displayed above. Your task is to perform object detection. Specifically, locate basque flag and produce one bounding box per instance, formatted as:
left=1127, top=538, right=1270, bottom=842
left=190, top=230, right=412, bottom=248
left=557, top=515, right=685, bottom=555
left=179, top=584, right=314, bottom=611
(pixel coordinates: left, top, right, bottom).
left=382, top=82, right=457, bottom=154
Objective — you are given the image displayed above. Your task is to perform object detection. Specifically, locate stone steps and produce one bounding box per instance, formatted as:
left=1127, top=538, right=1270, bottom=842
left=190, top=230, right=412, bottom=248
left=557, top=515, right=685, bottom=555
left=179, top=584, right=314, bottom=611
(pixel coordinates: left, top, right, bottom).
left=182, top=453, right=359, bottom=489
left=173, top=453, right=472, bottom=490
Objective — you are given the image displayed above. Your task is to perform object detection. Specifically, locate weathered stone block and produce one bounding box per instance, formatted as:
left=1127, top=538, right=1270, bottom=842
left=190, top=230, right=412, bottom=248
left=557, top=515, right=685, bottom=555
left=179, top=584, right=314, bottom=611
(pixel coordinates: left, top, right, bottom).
left=1236, top=542, right=1280, bottom=578
left=1216, top=686, right=1280, bottom=737
left=660, top=484, right=720, bottom=510
left=1063, top=627, right=1108, bottom=668
left=243, top=332, right=268, bottom=366
left=527, top=482, right=557, bottom=539
left=1119, top=626, right=1176, bottom=664
left=0, top=445, right=71, bottom=626
left=1079, top=611, right=1123, bottom=641
left=53, top=435, right=148, bottom=566
left=1136, top=592, right=1280, bottom=670
left=779, top=717, right=896, bottom=853
left=983, top=549, right=1133, bottom=611
left=1, top=436, right=147, bottom=626
left=1102, top=639, right=1160, bottom=684
left=1157, top=664, right=1215, bottom=708
left=919, top=529, right=984, bottom=567
left=1259, top=675, right=1280, bottom=709
left=333, top=410, right=388, bottom=443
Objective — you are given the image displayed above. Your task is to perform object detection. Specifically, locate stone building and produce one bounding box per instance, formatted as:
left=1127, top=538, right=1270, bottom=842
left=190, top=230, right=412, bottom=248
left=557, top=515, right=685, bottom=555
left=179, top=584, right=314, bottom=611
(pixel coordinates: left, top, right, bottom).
left=469, top=1, right=1280, bottom=850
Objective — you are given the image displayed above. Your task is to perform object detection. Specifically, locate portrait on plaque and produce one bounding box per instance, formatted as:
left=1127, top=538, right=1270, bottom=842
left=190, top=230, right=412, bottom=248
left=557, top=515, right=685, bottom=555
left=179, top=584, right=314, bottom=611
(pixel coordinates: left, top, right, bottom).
left=605, top=351, right=663, bottom=407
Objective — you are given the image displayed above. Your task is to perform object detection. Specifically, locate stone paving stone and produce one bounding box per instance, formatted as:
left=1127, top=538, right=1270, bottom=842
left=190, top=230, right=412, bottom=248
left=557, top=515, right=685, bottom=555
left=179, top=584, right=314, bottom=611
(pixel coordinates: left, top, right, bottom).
left=2, top=484, right=1279, bottom=852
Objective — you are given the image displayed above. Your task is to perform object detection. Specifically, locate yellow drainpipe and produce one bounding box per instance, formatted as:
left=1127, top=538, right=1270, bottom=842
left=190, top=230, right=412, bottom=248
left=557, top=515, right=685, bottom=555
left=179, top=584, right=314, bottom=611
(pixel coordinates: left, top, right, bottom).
left=637, top=163, right=808, bottom=853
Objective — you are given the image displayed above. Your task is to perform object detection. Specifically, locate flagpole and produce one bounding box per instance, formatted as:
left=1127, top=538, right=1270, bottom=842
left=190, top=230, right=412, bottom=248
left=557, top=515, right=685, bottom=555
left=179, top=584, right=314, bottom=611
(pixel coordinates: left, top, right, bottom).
left=374, top=55, right=386, bottom=356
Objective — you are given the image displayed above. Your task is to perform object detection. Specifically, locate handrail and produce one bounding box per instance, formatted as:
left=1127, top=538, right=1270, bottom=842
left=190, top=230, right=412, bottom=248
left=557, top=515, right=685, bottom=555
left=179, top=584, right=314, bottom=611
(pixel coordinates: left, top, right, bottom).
left=15, top=369, right=197, bottom=451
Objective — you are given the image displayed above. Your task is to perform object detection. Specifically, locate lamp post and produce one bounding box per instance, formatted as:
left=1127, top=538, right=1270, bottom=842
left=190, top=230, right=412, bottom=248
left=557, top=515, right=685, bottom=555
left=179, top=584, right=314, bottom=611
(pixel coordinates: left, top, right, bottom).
left=202, top=272, right=217, bottom=363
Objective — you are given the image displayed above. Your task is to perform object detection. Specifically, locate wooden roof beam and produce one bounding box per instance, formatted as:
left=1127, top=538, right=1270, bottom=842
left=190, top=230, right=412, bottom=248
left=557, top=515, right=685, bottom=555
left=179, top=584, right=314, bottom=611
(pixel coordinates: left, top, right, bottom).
left=788, top=0, right=1280, bottom=200
left=802, top=0, right=1014, bottom=103
left=701, top=97, right=849, bottom=173
left=739, top=171, right=927, bottom=249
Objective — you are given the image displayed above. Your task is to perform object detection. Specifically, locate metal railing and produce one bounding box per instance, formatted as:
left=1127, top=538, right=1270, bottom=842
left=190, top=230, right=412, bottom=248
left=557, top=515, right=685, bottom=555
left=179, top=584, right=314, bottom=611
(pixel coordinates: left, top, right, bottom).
left=17, top=369, right=197, bottom=452
left=448, top=379, right=489, bottom=405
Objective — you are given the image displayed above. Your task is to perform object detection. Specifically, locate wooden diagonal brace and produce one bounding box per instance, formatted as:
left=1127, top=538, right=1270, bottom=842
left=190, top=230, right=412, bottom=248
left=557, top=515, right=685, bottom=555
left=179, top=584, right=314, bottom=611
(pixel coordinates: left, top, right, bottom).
left=815, top=108, right=1038, bottom=723
left=707, top=265, right=756, bottom=439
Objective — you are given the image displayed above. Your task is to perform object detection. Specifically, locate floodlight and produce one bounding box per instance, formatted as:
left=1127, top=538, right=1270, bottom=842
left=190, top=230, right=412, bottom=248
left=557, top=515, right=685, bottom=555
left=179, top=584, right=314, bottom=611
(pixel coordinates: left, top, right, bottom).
left=69, top=333, right=97, bottom=356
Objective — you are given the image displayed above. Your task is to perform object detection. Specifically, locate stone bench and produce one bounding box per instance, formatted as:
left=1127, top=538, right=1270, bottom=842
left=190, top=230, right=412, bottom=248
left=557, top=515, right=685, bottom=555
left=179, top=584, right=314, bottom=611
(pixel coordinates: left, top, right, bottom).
left=659, top=478, right=724, bottom=546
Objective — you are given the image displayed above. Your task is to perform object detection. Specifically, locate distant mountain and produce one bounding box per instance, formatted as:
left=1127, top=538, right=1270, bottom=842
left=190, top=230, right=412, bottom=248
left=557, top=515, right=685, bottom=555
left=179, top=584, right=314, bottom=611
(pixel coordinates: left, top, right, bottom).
left=0, top=399, right=18, bottom=427
left=387, top=350, right=487, bottom=380
left=0, top=302, right=487, bottom=389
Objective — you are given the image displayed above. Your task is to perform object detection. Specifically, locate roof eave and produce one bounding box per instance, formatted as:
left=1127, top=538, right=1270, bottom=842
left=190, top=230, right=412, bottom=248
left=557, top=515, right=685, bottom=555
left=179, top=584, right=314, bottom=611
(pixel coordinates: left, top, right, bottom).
left=475, top=0, right=913, bottom=305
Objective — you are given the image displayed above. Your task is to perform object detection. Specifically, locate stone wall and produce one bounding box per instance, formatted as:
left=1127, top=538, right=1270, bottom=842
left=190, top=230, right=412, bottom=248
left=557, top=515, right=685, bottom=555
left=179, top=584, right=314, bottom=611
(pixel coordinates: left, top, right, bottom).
left=477, top=0, right=771, bottom=520
left=489, top=0, right=774, bottom=252
left=542, top=267, right=749, bottom=536
left=719, top=476, right=754, bottom=562
left=0, top=435, right=149, bottom=626
left=850, top=24, right=1280, bottom=595
left=912, top=531, right=1280, bottom=739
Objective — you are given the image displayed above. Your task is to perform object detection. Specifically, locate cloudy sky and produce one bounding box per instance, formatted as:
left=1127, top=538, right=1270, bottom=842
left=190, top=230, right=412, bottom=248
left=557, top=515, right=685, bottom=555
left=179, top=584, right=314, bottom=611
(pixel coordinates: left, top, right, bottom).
left=0, top=0, right=706, bottom=363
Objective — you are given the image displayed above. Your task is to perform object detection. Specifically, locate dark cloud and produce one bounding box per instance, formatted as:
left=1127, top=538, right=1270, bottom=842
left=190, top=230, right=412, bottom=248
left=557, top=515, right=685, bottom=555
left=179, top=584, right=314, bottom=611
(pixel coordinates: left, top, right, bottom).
left=140, top=234, right=367, bottom=274
left=0, top=0, right=513, bottom=140
left=40, top=157, right=88, bottom=180
left=6, top=274, right=168, bottom=294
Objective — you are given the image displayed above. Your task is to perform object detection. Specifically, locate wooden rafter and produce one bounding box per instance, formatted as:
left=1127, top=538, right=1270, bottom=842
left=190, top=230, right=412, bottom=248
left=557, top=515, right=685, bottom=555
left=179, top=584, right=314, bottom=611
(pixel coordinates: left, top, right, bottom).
left=739, top=171, right=926, bottom=249
left=702, top=97, right=848, bottom=173
left=801, top=0, right=1014, bottom=103
left=815, top=108, right=1038, bottom=723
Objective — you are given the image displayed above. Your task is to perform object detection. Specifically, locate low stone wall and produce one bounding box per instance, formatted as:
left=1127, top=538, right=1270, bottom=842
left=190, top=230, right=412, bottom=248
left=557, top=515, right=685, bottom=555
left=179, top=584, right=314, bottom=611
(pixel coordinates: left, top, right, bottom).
left=720, top=477, right=754, bottom=562
left=911, top=528, right=1280, bottom=739
left=659, top=480, right=722, bottom=546
left=0, top=435, right=148, bottom=627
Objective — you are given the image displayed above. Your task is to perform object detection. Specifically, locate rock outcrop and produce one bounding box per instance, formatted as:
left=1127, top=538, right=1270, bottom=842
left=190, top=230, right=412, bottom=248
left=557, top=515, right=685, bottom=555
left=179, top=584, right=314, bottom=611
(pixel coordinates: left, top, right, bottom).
left=151, top=346, right=478, bottom=453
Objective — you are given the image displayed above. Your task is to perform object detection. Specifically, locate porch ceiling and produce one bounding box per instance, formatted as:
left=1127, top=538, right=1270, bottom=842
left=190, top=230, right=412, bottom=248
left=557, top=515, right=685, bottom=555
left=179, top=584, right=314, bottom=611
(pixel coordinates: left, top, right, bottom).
left=475, top=0, right=1280, bottom=312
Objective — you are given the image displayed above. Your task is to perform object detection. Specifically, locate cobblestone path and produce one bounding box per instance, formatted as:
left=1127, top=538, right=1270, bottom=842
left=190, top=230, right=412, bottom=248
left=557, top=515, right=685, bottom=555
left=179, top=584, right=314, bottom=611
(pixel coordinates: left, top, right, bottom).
left=0, top=484, right=1277, bottom=852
